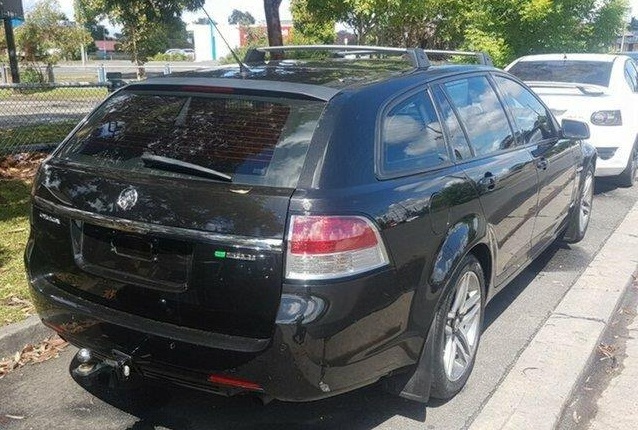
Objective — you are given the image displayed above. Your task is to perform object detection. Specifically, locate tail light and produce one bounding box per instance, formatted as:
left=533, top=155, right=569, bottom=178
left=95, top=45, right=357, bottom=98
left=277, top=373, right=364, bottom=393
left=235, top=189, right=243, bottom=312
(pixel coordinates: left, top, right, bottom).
left=285, top=215, right=389, bottom=280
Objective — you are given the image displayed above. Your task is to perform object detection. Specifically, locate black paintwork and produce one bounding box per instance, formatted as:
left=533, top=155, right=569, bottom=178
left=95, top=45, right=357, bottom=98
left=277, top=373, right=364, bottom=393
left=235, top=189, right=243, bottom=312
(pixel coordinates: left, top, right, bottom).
left=25, top=59, right=596, bottom=402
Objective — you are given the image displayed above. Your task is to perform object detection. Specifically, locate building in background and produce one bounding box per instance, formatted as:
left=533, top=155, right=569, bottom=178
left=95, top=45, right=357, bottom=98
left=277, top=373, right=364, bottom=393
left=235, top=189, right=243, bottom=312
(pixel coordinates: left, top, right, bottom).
left=187, top=21, right=293, bottom=62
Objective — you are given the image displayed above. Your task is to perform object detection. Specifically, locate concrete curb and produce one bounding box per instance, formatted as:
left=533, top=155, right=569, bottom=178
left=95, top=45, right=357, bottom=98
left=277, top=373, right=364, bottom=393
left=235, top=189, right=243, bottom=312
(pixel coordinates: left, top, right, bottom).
left=0, top=315, right=52, bottom=360
left=469, top=200, right=638, bottom=430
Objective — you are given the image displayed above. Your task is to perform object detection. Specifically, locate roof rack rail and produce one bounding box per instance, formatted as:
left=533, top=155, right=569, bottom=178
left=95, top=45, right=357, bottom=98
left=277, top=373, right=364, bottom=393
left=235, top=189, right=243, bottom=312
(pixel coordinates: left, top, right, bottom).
left=245, top=45, right=431, bottom=69
left=244, top=45, right=493, bottom=69
left=423, top=49, right=493, bottom=66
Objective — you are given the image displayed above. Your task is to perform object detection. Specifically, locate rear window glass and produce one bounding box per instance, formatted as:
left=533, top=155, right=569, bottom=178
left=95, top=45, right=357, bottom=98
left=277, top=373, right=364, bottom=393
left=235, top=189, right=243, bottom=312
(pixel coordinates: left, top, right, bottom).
left=56, top=89, right=325, bottom=188
left=508, top=61, right=613, bottom=87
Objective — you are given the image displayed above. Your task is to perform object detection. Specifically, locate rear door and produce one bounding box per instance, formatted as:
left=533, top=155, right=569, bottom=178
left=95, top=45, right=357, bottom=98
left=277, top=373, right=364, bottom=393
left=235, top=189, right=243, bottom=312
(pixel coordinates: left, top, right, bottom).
left=30, top=86, right=326, bottom=339
left=434, top=74, right=539, bottom=286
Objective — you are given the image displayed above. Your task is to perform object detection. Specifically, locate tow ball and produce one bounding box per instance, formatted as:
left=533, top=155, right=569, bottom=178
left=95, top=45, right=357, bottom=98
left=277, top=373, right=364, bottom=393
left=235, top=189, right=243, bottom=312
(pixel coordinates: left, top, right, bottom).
left=72, top=348, right=134, bottom=384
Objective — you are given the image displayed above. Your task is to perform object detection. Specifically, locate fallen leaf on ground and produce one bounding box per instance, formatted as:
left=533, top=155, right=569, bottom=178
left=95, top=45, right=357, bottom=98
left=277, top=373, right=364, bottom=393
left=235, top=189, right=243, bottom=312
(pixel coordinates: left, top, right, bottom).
left=0, top=335, right=69, bottom=378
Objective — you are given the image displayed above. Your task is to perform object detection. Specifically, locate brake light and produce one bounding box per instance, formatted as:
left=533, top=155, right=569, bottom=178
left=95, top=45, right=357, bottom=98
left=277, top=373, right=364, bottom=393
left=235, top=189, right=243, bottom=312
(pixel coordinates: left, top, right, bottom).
left=286, top=215, right=389, bottom=280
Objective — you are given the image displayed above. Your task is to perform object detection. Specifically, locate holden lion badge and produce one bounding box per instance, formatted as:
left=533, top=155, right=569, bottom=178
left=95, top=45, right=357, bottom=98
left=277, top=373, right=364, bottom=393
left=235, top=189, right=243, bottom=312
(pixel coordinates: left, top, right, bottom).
left=116, top=187, right=138, bottom=211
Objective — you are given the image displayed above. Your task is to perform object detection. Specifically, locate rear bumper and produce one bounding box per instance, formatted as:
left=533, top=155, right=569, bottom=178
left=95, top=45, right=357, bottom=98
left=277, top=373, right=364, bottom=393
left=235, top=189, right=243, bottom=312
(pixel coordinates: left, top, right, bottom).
left=29, top=271, right=421, bottom=401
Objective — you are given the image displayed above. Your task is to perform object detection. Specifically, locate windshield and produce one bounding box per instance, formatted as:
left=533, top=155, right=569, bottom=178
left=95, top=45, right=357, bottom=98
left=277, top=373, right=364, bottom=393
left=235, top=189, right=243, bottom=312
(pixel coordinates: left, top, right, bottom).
left=508, top=60, right=613, bottom=87
left=56, top=89, right=326, bottom=188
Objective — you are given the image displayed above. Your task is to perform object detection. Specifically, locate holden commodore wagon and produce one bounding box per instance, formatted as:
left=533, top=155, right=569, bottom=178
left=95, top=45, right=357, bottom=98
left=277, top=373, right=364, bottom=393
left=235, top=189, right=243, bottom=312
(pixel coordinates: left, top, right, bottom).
left=25, top=45, right=595, bottom=403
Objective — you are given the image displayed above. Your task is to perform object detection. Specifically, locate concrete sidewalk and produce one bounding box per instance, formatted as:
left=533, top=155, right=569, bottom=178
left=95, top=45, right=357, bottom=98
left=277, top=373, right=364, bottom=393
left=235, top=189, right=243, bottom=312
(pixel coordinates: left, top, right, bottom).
left=587, top=299, right=638, bottom=430
left=470, top=201, right=638, bottom=430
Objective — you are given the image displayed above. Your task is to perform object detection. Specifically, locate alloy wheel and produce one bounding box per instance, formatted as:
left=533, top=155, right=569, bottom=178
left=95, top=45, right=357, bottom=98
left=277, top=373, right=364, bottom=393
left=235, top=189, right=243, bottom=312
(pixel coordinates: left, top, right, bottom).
left=443, top=271, right=482, bottom=382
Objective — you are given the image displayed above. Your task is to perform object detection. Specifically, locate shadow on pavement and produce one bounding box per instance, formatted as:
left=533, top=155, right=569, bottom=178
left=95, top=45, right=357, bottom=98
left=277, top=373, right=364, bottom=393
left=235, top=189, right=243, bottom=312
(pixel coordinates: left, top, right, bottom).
left=73, top=370, right=427, bottom=430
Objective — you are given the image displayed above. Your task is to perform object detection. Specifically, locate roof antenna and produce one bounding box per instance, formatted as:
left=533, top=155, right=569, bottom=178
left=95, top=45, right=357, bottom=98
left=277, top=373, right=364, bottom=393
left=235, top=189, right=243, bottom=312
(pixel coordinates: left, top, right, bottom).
left=199, top=6, right=250, bottom=76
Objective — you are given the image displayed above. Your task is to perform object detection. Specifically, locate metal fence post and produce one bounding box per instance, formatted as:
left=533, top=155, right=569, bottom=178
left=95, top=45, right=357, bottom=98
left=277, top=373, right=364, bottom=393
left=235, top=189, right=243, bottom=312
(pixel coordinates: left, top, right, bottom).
left=97, top=64, right=106, bottom=83
left=164, top=63, right=172, bottom=75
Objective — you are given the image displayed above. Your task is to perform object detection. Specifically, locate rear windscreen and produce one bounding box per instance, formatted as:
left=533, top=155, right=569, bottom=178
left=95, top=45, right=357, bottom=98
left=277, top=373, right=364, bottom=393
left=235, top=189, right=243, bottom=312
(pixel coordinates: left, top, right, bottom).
left=56, top=89, right=326, bottom=188
left=508, top=60, right=613, bottom=87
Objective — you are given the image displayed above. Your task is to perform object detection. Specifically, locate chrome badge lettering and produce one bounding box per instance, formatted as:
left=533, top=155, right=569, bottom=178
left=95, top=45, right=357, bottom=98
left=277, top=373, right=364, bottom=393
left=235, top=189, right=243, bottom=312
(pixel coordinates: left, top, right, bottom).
left=116, top=187, right=138, bottom=211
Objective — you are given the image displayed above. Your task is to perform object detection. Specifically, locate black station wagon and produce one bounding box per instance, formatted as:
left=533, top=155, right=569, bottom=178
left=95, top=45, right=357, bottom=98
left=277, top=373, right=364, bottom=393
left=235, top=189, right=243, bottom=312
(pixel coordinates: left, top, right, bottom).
left=25, top=45, right=596, bottom=403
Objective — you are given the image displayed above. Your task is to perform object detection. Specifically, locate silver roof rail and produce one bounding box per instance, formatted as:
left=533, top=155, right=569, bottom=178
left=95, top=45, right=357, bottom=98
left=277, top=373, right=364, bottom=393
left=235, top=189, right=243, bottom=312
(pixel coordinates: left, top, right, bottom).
left=244, top=45, right=493, bottom=69
left=245, top=45, right=431, bottom=69
left=423, top=49, right=493, bottom=66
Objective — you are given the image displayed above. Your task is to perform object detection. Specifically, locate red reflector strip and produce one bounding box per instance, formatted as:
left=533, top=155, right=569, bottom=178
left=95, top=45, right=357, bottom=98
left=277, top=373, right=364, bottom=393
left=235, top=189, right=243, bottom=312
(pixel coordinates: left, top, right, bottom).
left=208, top=374, right=263, bottom=391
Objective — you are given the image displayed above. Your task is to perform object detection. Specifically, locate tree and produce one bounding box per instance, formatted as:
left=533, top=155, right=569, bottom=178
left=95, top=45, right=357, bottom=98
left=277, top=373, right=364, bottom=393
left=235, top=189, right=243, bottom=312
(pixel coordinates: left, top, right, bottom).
left=300, top=0, right=627, bottom=66
left=290, top=0, right=335, bottom=44
left=13, top=0, right=92, bottom=80
left=464, top=0, right=628, bottom=65
left=264, top=0, right=283, bottom=47
left=75, top=0, right=204, bottom=77
left=228, top=9, right=255, bottom=26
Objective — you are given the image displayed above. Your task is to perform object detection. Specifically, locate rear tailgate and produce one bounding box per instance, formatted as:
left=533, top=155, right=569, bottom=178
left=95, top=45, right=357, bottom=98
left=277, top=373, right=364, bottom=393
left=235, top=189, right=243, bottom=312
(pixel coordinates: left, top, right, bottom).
left=27, top=86, right=326, bottom=340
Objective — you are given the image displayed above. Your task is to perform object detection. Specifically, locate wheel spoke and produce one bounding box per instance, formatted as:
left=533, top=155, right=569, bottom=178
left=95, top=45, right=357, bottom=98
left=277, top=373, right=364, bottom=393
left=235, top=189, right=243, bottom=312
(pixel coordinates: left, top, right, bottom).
left=444, top=335, right=457, bottom=376
left=462, top=301, right=480, bottom=326
left=456, top=329, right=472, bottom=363
left=451, top=274, right=469, bottom=314
left=462, top=292, right=480, bottom=314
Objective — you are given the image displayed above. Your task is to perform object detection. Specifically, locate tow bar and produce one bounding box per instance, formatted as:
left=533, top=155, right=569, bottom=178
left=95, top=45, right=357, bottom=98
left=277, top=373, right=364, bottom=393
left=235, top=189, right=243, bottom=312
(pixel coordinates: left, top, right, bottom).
left=72, top=348, right=134, bottom=385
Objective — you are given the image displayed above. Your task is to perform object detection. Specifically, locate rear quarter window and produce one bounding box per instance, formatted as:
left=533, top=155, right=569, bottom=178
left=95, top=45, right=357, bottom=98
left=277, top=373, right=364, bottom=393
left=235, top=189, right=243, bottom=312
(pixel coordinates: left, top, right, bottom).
left=380, top=90, right=449, bottom=176
left=56, top=89, right=326, bottom=188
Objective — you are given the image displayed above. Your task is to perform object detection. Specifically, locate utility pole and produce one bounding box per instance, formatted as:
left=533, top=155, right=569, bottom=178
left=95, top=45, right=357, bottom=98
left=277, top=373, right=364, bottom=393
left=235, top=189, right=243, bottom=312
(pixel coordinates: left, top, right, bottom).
left=2, top=16, right=20, bottom=83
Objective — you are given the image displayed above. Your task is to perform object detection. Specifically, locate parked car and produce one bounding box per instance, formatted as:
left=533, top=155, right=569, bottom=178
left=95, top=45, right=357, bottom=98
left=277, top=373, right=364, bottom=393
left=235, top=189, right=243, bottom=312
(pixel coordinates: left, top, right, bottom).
left=164, top=48, right=195, bottom=60
left=506, top=53, right=638, bottom=186
left=25, top=45, right=595, bottom=404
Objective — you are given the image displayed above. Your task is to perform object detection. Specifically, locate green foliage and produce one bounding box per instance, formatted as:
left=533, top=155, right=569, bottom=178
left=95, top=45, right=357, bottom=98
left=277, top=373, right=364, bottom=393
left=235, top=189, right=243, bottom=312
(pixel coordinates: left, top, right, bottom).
left=228, top=9, right=255, bottom=26
left=14, top=0, right=92, bottom=65
left=151, top=52, right=189, bottom=62
left=76, top=0, right=203, bottom=70
left=290, top=0, right=335, bottom=44
left=299, top=0, right=628, bottom=67
left=466, top=0, right=629, bottom=66
left=20, top=67, right=45, bottom=83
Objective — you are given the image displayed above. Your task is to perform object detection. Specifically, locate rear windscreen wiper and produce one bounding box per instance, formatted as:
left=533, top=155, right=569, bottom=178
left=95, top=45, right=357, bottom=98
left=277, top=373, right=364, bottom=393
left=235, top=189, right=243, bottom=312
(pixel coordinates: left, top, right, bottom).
left=141, top=153, right=233, bottom=182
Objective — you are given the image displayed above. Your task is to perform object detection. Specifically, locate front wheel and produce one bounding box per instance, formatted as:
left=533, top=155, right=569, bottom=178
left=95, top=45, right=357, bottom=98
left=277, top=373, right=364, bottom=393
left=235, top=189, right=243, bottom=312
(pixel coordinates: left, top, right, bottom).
left=430, top=255, right=485, bottom=400
left=562, top=165, right=594, bottom=244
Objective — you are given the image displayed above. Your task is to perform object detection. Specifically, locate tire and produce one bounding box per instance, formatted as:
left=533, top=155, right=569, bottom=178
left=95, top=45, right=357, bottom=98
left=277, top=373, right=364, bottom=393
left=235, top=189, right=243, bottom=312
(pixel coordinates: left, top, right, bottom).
left=618, top=144, right=638, bottom=188
left=562, top=165, right=594, bottom=244
left=430, top=254, right=485, bottom=400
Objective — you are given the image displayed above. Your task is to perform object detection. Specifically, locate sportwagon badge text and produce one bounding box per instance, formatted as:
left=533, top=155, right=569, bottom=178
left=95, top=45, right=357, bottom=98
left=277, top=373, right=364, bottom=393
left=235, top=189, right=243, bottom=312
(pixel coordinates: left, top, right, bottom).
left=116, top=187, right=139, bottom=211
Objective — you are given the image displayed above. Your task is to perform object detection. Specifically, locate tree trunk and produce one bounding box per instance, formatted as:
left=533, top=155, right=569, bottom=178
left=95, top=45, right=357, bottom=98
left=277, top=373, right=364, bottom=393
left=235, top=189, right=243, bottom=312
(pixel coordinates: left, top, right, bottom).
left=264, top=0, right=283, bottom=47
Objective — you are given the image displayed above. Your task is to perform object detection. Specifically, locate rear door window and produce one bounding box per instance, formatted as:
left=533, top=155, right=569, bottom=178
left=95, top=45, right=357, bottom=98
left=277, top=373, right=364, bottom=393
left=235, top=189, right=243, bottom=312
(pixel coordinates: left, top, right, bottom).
left=442, top=76, right=515, bottom=157
left=57, top=89, right=326, bottom=188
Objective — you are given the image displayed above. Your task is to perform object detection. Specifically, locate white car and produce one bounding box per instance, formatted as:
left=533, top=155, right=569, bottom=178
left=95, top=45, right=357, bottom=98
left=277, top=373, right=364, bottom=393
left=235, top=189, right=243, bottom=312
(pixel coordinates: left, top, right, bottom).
left=506, top=53, right=638, bottom=186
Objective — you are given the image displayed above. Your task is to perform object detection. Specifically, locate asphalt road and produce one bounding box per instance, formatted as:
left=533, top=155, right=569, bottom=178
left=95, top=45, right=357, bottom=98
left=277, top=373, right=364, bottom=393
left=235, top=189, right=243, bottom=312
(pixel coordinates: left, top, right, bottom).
left=0, top=178, right=636, bottom=430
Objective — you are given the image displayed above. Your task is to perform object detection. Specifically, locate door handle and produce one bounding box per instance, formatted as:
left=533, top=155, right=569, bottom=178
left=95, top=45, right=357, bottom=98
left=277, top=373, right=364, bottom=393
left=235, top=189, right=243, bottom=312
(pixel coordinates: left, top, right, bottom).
left=478, top=172, right=497, bottom=192
left=537, top=158, right=549, bottom=170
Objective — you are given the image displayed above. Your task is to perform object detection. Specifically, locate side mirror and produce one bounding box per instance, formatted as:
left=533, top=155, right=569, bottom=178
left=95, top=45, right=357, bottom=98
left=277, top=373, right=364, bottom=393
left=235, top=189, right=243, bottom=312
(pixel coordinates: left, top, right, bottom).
left=561, top=119, right=590, bottom=140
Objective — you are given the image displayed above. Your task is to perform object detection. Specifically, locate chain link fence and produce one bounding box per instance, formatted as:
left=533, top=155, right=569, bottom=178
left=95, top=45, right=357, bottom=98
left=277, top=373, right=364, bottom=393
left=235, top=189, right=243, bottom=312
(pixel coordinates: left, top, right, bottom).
left=0, top=83, right=110, bottom=155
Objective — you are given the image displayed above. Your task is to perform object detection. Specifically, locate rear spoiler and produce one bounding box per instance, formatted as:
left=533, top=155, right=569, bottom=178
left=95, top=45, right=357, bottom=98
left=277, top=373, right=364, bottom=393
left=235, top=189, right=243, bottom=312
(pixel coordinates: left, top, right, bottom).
left=524, top=81, right=606, bottom=96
